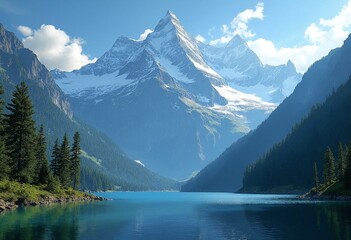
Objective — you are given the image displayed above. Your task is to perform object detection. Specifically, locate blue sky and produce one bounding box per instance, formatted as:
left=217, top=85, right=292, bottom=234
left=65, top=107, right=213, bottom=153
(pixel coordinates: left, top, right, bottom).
left=1, top=0, right=350, bottom=73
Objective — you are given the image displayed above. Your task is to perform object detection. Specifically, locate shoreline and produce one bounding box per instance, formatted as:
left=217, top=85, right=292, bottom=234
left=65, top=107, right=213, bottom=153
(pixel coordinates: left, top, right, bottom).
left=299, top=191, right=351, bottom=201
left=0, top=194, right=105, bottom=213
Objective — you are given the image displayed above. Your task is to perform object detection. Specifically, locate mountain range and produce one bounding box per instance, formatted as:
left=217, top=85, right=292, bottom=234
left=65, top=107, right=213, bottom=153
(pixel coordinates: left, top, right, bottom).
left=53, top=11, right=301, bottom=179
left=0, top=23, right=175, bottom=191
left=182, top=33, right=351, bottom=192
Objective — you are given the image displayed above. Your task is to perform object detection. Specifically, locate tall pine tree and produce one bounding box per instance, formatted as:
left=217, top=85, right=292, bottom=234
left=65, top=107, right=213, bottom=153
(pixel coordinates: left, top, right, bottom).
left=344, top=141, right=351, bottom=189
left=35, top=125, right=50, bottom=184
left=50, top=138, right=60, bottom=176
left=5, top=82, right=36, bottom=183
left=70, top=132, right=81, bottom=190
left=0, top=85, right=10, bottom=180
left=337, top=142, right=347, bottom=180
left=313, top=162, right=319, bottom=188
left=58, top=134, right=71, bottom=187
left=323, top=147, right=336, bottom=185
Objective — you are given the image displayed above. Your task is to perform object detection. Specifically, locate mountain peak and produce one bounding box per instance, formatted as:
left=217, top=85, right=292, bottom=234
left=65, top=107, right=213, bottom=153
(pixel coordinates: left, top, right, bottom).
left=286, top=60, right=297, bottom=72
left=166, top=10, right=178, bottom=19
left=226, top=35, right=246, bottom=48
left=111, top=35, right=135, bottom=48
left=154, top=10, right=182, bottom=33
left=0, top=23, right=24, bottom=54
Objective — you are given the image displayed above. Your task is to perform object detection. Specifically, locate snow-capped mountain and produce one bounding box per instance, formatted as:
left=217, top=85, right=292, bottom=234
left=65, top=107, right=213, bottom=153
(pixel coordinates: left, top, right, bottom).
left=200, top=35, right=302, bottom=103
left=53, top=11, right=291, bottom=179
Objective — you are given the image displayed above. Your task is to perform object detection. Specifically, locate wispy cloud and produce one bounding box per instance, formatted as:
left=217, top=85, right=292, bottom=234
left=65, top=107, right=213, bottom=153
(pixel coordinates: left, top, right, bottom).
left=195, top=34, right=206, bottom=43
left=210, top=2, right=264, bottom=45
left=138, top=29, right=153, bottom=41
left=17, top=25, right=33, bottom=37
left=248, top=0, right=351, bottom=73
left=17, top=24, right=97, bottom=72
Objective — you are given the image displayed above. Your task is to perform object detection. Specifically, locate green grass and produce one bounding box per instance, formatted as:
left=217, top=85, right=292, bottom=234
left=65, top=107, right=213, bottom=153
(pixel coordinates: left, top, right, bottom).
left=0, top=180, right=86, bottom=202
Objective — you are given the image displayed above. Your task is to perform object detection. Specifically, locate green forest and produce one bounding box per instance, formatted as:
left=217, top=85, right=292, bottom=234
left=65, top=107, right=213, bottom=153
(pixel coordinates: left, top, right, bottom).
left=242, top=76, right=351, bottom=194
left=0, top=82, right=82, bottom=193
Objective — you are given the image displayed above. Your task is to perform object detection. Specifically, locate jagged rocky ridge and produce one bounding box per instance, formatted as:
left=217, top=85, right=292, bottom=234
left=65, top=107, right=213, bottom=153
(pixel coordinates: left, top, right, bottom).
left=53, top=11, right=301, bottom=179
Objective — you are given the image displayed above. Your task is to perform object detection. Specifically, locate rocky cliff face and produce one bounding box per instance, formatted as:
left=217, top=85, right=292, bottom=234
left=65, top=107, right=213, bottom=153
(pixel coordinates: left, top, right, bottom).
left=0, top=23, right=72, bottom=118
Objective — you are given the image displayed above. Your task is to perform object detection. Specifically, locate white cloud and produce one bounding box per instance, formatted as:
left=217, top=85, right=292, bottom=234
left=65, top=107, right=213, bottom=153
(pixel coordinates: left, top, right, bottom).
left=304, top=23, right=326, bottom=44
left=17, top=24, right=96, bottom=71
left=138, top=29, right=153, bottom=41
left=210, top=2, right=264, bottom=45
left=230, top=2, right=264, bottom=38
left=248, top=0, right=351, bottom=73
left=17, top=25, right=32, bottom=37
left=195, top=34, right=206, bottom=43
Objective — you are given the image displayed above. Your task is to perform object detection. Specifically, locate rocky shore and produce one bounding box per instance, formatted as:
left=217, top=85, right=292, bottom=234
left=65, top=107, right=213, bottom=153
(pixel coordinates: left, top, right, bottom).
left=300, top=191, right=351, bottom=201
left=0, top=194, right=104, bottom=212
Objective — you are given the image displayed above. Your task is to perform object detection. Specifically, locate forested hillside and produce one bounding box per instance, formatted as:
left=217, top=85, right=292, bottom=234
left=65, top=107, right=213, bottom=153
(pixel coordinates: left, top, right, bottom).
left=182, top=34, right=351, bottom=192
left=242, top=76, right=351, bottom=193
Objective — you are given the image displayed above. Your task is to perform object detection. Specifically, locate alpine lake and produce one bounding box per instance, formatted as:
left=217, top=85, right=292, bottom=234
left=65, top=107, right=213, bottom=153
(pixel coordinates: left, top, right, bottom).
left=1, top=192, right=351, bottom=240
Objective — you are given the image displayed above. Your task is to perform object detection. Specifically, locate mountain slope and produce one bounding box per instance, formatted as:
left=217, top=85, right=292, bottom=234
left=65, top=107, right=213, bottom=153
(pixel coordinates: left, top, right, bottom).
left=199, top=35, right=302, bottom=103
left=54, top=11, right=275, bottom=179
left=0, top=23, right=175, bottom=191
left=242, top=75, right=351, bottom=192
left=182, top=33, right=351, bottom=192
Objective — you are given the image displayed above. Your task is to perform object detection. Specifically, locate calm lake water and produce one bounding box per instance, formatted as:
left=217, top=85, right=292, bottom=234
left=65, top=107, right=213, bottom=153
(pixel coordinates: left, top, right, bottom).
left=1, top=192, right=351, bottom=240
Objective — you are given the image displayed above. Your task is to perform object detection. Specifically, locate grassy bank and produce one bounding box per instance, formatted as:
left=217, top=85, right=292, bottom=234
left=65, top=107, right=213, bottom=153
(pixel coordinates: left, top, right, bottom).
left=0, top=180, right=86, bottom=202
left=0, top=180, right=102, bottom=212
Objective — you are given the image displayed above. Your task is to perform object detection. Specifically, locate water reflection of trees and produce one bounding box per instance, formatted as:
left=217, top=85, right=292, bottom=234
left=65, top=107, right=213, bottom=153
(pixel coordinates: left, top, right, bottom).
left=0, top=203, right=82, bottom=240
left=197, top=202, right=351, bottom=239
left=242, top=203, right=351, bottom=240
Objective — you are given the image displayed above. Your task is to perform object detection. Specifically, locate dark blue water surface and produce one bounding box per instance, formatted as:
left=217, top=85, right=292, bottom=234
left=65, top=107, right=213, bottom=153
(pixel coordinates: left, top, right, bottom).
left=1, top=192, right=351, bottom=240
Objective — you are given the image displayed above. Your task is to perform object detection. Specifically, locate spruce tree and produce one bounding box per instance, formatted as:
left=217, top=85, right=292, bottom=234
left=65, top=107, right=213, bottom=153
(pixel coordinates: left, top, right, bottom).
left=313, top=162, right=319, bottom=188
left=323, top=147, right=335, bottom=185
left=5, top=82, right=36, bottom=183
left=70, top=132, right=81, bottom=190
left=50, top=138, right=60, bottom=176
left=58, top=134, right=71, bottom=187
left=337, top=142, right=347, bottom=180
left=35, top=125, right=50, bottom=184
left=344, top=141, right=351, bottom=189
left=0, top=85, right=10, bottom=180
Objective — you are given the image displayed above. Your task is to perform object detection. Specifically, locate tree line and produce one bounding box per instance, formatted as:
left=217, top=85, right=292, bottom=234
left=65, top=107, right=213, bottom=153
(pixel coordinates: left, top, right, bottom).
left=242, top=75, right=351, bottom=193
left=313, top=141, right=351, bottom=190
left=0, top=82, right=81, bottom=191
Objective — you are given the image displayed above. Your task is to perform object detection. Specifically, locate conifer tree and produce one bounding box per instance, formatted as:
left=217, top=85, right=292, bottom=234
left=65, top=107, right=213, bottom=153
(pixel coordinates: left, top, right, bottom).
left=313, top=162, right=319, bottom=188
left=5, top=82, right=36, bottom=183
left=35, top=125, right=50, bottom=184
left=50, top=138, right=60, bottom=176
left=58, top=134, right=71, bottom=187
left=0, top=85, right=10, bottom=180
left=323, top=147, right=335, bottom=185
left=337, top=142, right=346, bottom=180
left=70, top=132, right=81, bottom=189
left=344, top=141, right=351, bottom=189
